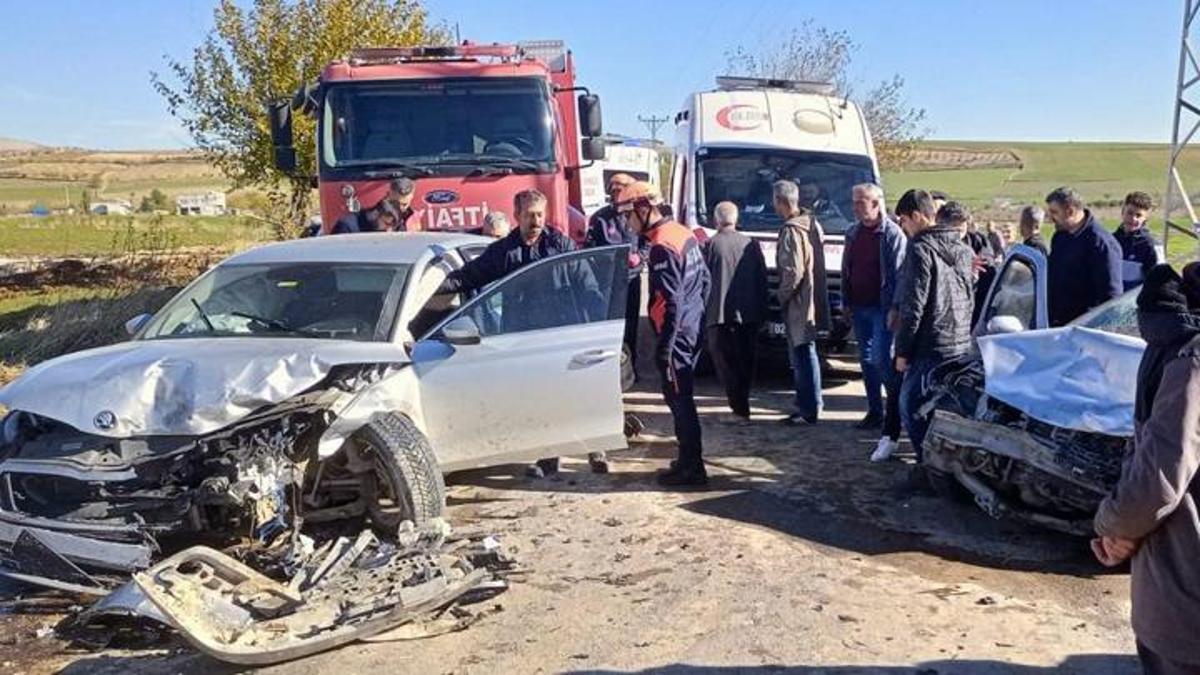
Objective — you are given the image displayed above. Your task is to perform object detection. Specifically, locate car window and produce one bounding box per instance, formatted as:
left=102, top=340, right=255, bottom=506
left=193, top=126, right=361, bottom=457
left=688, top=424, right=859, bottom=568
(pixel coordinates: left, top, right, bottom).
left=452, top=248, right=626, bottom=337
left=1073, top=290, right=1140, bottom=337
left=142, top=262, right=408, bottom=341
left=980, top=256, right=1036, bottom=331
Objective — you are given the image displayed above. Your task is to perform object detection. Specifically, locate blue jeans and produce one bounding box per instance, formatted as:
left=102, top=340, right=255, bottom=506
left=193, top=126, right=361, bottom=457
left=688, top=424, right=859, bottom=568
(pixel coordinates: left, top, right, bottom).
left=899, top=356, right=941, bottom=462
left=788, top=342, right=822, bottom=422
left=851, top=306, right=892, bottom=419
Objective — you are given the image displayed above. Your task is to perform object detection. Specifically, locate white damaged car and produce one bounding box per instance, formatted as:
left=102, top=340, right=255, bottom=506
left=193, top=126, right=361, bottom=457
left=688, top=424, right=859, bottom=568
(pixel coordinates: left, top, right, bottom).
left=0, top=233, right=630, bottom=593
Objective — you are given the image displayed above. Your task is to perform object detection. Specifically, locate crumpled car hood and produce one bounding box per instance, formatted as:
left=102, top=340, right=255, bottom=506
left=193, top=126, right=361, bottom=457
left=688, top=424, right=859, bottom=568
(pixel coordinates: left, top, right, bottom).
left=978, top=326, right=1145, bottom=436
left=0, top=338, right=409, bottom=438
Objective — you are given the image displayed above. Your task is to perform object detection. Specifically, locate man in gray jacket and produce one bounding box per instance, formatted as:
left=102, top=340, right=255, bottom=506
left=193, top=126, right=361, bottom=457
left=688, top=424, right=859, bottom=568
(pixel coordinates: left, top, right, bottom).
left=703, top=201, right=768, bottom=422
left=775, top=180, right=830, bottom=425
left=1094, top=265, right=1200, bottom=674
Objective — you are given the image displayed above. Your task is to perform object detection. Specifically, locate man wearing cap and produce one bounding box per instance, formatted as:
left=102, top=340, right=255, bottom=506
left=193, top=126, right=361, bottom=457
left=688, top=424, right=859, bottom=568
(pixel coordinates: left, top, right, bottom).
left=616, top=181, right=711, bottom=487
left=587, top=172, right=650, bottom=381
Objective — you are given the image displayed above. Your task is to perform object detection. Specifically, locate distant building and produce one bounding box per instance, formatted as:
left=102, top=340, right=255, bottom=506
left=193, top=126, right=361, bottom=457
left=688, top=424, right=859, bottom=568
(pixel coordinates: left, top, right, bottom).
left=90, top=200, right=132, bottom=216
left=177, top=191, right=226, bottom=216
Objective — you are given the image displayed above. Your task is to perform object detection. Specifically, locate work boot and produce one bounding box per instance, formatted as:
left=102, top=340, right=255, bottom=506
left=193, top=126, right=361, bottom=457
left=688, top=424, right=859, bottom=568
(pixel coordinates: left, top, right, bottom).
left=525, top=457, right=560, bottom=479
left=870, top=437, right=900, bottom=463
left=588, top=451, right=610, bottom=474
left=656, top=464, right=708, bottom=488
left=855, top=413, right=883, bottom=430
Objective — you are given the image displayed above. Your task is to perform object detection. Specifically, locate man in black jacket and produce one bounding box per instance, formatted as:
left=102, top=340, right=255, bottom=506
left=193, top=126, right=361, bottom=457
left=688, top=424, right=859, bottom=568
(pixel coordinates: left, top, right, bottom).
left=438, top=188, right=608, bottom=477
left=702, top=201, right=768, bottom=422
left=1114, top=191, right=1160, bottom=292
left=894, top=196, right=975, bottom=471
left=1046, top=186, right=1123, bottom=326
left=586, top=173, right=648, bottom=379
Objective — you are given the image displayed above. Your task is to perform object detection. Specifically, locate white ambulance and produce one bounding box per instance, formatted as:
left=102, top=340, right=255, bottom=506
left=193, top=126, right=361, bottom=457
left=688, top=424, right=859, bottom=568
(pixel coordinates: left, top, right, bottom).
left=580, top=140, right=662, bottom=217
left=669, top=76, right=880, bottom=345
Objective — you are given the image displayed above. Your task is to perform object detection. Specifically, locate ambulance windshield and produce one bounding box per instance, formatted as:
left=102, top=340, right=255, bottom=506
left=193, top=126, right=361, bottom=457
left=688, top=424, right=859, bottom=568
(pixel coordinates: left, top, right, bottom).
left=321, top=77, right=555, bottom=174
left=696, top=148, right=876, bottom=234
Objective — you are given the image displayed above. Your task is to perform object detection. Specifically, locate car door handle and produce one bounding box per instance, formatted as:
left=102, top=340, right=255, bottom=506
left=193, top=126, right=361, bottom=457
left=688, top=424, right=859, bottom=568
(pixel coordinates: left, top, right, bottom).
left=570, top=349, right=618, bottom=366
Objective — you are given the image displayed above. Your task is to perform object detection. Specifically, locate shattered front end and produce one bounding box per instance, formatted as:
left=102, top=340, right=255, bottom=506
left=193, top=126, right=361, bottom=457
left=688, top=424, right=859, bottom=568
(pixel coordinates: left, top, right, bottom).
left=922, top=357, right=1128, bottom=536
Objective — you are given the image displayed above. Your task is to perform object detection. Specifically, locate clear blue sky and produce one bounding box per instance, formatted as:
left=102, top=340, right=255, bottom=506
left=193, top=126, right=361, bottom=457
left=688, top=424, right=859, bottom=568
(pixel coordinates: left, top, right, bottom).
left=0, top=0, right=1184, bottom=149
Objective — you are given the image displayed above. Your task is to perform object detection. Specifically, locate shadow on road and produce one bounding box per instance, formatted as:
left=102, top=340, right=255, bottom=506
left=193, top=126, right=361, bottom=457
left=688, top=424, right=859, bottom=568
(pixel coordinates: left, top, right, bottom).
left=566, top=653, right=1141, bottom=674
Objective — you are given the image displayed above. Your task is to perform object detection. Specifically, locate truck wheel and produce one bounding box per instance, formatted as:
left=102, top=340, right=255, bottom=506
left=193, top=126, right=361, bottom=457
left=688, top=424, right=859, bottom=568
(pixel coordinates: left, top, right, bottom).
left=351, top=413, right=445, bottom=535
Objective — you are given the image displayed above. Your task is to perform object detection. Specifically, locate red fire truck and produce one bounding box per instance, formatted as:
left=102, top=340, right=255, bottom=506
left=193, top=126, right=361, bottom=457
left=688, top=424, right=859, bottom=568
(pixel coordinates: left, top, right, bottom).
left=268, top=41, right=605, bottom=239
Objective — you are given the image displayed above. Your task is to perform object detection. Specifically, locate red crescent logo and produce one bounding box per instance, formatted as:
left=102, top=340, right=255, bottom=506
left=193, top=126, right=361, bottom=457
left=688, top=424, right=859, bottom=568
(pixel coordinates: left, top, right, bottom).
left=716, top=104, right=767, bottom=131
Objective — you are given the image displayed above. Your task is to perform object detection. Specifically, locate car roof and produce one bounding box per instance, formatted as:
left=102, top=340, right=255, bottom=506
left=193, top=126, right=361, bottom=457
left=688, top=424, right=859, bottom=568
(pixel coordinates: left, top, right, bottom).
left=223, top=232, right=492, bottom=266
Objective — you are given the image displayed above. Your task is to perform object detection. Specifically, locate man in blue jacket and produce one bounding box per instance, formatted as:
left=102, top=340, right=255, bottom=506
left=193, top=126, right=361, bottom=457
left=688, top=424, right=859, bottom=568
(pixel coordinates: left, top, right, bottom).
left=1113, top=191, right=1160, bottom=292
left=1046, top=187, right=1123, bottom=326
left=842, top=183, right=906, bottom=461
left=617, top=181, right=711, bottom=487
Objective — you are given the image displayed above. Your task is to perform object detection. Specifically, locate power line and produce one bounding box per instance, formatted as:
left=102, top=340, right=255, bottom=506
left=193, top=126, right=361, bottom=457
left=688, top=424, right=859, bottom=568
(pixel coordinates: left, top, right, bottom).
left=638, top=114, right=669, bottom=142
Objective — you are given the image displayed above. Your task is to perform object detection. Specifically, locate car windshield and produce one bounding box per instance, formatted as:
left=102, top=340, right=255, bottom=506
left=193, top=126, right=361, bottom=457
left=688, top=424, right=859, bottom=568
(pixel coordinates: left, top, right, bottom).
left=140, top=262, right=409, bottom=341
left=321, top=77, right=555, bottom=174
left=696, top=148, right=876, bottom=234
left=1072, top=289, right=1140, bottom=337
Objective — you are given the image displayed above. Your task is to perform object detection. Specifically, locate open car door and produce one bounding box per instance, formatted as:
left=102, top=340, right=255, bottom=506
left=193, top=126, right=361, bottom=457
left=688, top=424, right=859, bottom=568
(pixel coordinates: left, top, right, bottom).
left=973, top=244, right=1048, bottom=337
left=411, top=246, right=629, bottom=471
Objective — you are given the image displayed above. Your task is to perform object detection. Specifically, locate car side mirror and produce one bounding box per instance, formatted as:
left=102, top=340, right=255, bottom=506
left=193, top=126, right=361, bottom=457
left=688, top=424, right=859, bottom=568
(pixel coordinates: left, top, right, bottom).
left=267, top=100, right=297, bottom=174
left=986, top=315, right=1025, bottom=335
left=578, top=94, right=602, bottom=138
left=581, top=137, right=606, bottom=161
left=440, top=316, right=481, bottom=346
left=125, top=313, right=152, bottom=337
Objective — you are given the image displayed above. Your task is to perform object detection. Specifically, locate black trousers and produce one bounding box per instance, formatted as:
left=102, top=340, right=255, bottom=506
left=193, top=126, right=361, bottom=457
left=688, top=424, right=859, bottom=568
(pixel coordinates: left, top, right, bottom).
left=883, top=364, right=902, bottom=441
left=706, top=323, right=758, bottom=418
left=660, top=362, right=702, bottom=470
left=624, top=277, right=641, bottom=371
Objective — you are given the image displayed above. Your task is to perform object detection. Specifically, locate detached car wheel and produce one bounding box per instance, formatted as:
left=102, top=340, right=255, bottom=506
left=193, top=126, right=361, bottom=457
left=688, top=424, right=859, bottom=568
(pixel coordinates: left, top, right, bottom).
left=352, top=413, right=446, bottom=534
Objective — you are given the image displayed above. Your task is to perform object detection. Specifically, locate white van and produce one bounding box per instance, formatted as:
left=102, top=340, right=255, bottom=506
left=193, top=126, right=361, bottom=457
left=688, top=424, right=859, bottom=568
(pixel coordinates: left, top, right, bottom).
left=580, top=141, right=661, bottom=217
left=669, top=76, right=880, bottom=344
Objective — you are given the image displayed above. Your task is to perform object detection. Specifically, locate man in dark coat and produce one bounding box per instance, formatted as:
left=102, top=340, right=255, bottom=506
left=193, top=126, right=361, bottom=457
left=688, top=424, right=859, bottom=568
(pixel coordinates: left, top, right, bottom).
left=1113, top=191, right=1160, bottom=292
left=586, top=173, right=648, bottom=380
left=1046, top=186, right=1123, bottom=326
left=702, top=201, right=768, bottom=421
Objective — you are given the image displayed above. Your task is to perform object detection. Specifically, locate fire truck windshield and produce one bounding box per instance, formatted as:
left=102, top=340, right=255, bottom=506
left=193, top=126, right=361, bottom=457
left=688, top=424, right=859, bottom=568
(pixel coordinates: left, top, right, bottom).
left=696, top=148, right=876, bottom=234
left=321, top=77, right=555, bottom=175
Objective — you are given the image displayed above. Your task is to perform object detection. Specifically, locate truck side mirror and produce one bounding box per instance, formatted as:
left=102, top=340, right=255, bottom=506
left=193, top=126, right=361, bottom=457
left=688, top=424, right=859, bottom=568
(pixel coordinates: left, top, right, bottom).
left=267, top=100, right=297, bottom=174
left=582, top=137, right=606, bottom=161
left=578, top=94, right=603, bottom=138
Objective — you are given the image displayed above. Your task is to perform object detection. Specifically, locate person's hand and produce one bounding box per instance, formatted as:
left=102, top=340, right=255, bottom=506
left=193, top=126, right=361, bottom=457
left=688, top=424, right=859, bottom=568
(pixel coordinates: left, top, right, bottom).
left=972, top=255, right=987, bottom=276
left=887, top=309, right=899, bottom=332
left=895, top=356, right=909, bottom=373
left=1091, top=536, right=1139, bottom=567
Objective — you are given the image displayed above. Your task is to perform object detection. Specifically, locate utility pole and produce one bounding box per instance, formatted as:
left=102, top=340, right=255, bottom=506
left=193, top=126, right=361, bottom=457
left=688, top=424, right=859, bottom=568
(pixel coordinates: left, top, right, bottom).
left=1165, top=0, right=1200, bottom=256
left=638, top=114, right=669, bottom=143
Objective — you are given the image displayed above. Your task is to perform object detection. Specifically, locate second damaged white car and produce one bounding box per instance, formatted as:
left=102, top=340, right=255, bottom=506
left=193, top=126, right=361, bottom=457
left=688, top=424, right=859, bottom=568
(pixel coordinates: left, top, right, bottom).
left=923, top=244, right=1144, bottom=535
left=0, top=232, right=629, bottom=594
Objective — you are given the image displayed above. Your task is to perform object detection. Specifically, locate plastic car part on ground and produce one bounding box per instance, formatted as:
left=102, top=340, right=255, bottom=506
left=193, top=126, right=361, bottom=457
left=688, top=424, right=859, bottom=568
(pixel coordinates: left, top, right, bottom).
left=977, top=326, right=1145, bottom=436
left=73, top=525, right=513, bottom=665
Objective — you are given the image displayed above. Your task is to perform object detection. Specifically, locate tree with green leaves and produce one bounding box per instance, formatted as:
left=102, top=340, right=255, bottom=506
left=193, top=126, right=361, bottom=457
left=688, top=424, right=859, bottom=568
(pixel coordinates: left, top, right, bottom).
left=727, top=20, right=927, bottom=169
left=139, top=188, right=171, bottom=213
left=152, top=0, right=444, bottom=236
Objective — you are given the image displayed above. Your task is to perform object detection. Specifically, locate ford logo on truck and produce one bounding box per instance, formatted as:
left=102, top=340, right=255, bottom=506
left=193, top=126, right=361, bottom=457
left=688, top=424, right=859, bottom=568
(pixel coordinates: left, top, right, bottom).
left=424, top=190, right=459, bottom=205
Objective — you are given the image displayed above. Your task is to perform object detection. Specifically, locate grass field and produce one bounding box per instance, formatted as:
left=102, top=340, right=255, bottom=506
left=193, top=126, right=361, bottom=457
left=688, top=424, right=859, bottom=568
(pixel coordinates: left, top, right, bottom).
left=0, top=214, right=272, bottom=257
left=881, top=141, right=1200, bottom=212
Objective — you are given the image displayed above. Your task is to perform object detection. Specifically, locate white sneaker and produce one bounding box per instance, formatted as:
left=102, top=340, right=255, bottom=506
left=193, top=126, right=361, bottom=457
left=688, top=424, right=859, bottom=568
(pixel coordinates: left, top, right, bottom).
left=870, top=437, right=900, bottom=463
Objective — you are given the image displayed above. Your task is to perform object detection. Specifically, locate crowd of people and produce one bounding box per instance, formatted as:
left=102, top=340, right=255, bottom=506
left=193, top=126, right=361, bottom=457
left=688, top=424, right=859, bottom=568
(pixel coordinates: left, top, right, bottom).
left=324, top=175, right=1197, bottom=674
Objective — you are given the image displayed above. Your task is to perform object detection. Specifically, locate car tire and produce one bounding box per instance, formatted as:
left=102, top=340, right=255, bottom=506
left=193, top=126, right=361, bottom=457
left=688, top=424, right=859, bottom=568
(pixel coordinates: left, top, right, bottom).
left=353, top=413, right=446, bottom=534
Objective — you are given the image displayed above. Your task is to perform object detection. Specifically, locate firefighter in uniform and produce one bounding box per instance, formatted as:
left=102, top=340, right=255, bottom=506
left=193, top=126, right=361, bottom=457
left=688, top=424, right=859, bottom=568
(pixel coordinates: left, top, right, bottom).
left=616, top=182, right=711, bottom=487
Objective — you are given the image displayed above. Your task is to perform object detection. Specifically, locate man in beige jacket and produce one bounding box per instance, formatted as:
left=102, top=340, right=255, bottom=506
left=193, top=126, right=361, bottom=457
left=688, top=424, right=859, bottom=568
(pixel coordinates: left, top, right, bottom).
left=774, top=180, right=830, bottom=425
